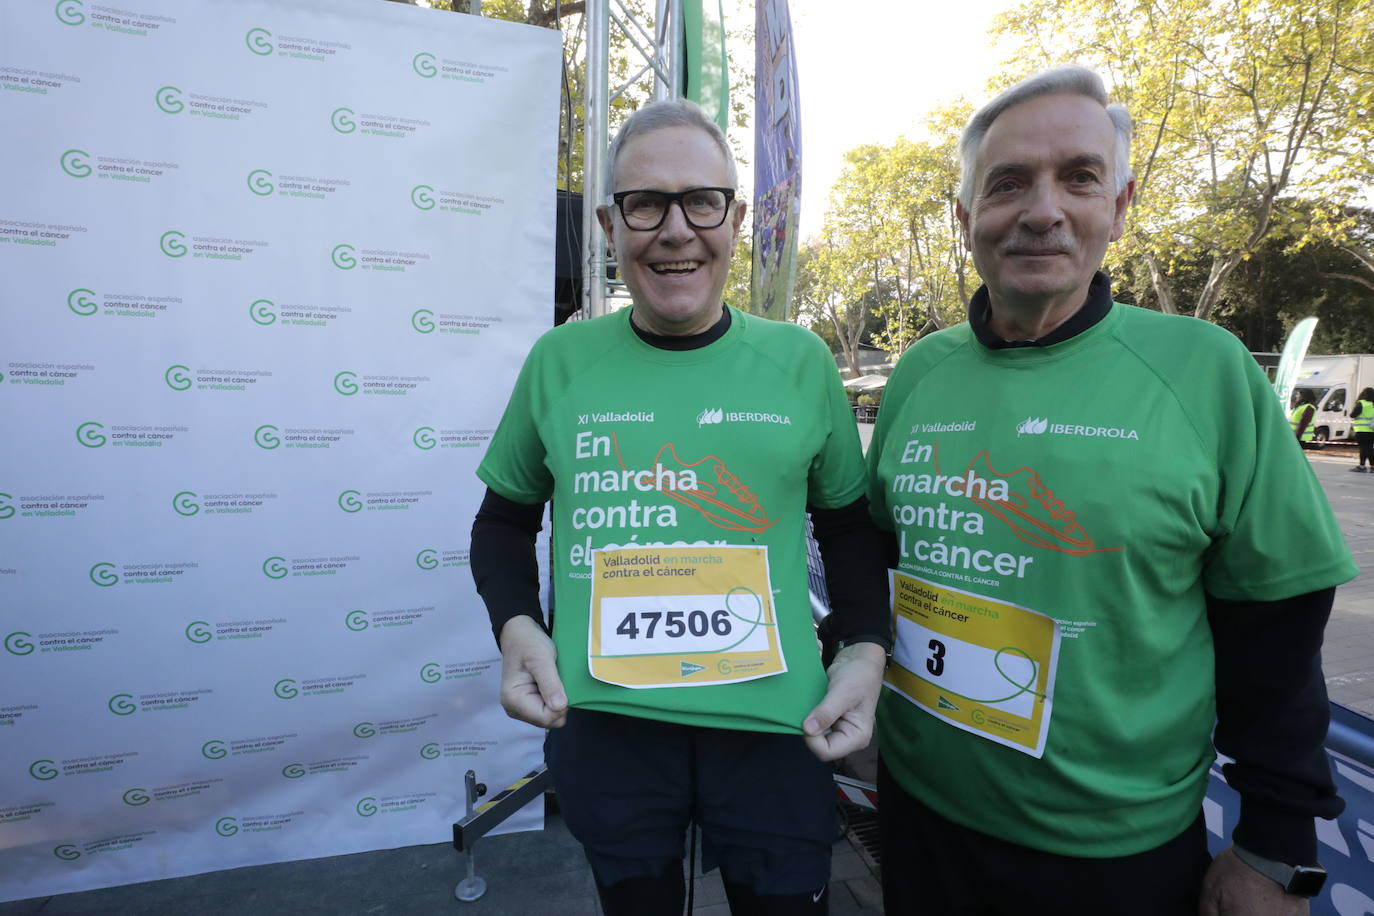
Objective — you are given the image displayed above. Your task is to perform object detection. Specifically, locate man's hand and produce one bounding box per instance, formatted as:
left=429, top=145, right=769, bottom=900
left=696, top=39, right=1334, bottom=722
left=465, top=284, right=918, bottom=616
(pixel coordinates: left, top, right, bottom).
left=803, top=642, right=886, bottom=761
left=1199, top=848, right=1309, bottom=916
left=498, top=615, right=568, bottom=729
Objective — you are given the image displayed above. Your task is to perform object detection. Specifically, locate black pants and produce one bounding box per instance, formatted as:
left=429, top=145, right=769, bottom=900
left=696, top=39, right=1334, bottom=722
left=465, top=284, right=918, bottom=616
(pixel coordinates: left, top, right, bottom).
left=877, top=757, right=1211, bottom=915
left=1356, top=431, right=1374, bottom=467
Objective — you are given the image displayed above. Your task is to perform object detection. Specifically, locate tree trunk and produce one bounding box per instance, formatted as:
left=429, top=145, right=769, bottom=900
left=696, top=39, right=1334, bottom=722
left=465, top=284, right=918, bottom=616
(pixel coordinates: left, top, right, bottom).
left=1141, top=253, right=1179, bottom=315
left=1193, top=252, right=1245, bottom=323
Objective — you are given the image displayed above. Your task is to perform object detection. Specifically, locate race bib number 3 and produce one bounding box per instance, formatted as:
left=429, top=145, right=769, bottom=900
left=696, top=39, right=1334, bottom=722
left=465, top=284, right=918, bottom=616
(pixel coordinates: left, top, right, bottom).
left=885, top=570, right=1060, bottom=758
left=588, top=546, right=785, bottom=688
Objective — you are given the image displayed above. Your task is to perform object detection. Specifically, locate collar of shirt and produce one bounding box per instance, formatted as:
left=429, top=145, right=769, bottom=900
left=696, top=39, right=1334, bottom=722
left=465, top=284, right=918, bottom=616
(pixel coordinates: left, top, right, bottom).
left=629, top=304, right=731, bottom=351
left=967, top=270, right=1113, bottom=349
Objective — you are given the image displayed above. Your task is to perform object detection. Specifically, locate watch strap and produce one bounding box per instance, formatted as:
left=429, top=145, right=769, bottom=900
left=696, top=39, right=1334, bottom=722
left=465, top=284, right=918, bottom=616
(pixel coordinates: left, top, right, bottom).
left=1232, top=845, right=1327, bottom=898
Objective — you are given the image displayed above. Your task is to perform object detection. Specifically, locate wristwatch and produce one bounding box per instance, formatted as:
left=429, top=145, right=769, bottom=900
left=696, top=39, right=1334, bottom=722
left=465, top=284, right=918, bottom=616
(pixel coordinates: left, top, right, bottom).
left=1232, top=845, right=1328, bottom=897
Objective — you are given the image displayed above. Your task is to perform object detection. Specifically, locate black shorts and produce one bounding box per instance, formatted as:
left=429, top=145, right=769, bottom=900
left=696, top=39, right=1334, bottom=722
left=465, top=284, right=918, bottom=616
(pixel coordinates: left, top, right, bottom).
left=546, top=708, right=836, bottom=895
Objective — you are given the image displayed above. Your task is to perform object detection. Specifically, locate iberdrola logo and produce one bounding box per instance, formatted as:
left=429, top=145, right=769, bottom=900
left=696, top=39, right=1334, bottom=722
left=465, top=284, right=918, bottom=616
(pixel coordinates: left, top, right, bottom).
left=1016, top=417, right=1049, bottom=436
left=696, top=407, right=723, bottom=427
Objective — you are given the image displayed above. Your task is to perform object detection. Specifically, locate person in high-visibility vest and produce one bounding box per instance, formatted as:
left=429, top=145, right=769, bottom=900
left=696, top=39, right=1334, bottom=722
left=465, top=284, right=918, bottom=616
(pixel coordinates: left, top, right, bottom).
left=1289, top=389, right=1318, bottom=445
left=1350, top=386, right=1374, bottom=471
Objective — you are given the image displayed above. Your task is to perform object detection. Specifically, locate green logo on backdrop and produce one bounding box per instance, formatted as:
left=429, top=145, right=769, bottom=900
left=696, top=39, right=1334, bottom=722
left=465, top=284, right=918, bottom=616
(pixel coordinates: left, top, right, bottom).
left=411, top=185, right=435, bottom=210
left=108, top=694, right=136, bottom=715
left=245, top=28, right=273, bottom=55
left=274, top=679, right=298, bottom=699
left=0, top=493, right=13, bottom=519
left=249, top=299, right=277, bottom=325
left=160, top=231, right=187, bottom=257
left=353, top=722, right=376, bottom=738
left=76, top=421, right=106, bottom=448
left=173, top=491, right=200, bottom=515
left=165, top=365, right=191, bottom=391
left=416, top=549, right=438, bottom=571
left=215, top=817, right=238, bottom=837
left=413, top=52, right=437, bottom=78
left=420, top=743, right=440, bottom=760
left=333, top=371, right=358, bottom=396
left=420, top=663, right=441, bottom=683
left=185, top=621, right=211, bottom=644
left=338, top=490, right=362, bottom=513
left=345, top=610, right=369, bottom=631
left=5, top=632, right=35, bottom=655
left=330, top=107, right=356, bottom=134
left=68, top=288, right=98, bottom=316
left=263, top=557, right=288, bottom=579
left=60, top=149, right=91, bottom=178
left=30, top=760, right=59, bottom=780
left=54, top=844, right=81, bottom=860
left=356, top=797, right=378, bottom=817
left=331, top=244, right=356, bottom=269
left=282, top=763, right=305, bottom=779
left=247, top=169, right=274, bottom=196
left=202, top=740, right=227, bottom=760
left=54, top=0, right=84, bottom=26
left=254, top=425, right=280, bottom=449
left=90, top=562, right=118, bottom=586
left=413, top=427, right=436, bottom=450
left=411, top=309, right=435, bottom=333
left=155, top=86, right=183, bottom=114
left=122, top=788, right=150, bottom=806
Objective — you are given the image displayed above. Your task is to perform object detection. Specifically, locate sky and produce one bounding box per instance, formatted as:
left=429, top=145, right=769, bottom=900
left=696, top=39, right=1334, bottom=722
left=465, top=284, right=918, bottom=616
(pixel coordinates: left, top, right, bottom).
left=728, top=0, right=1022, bottom=240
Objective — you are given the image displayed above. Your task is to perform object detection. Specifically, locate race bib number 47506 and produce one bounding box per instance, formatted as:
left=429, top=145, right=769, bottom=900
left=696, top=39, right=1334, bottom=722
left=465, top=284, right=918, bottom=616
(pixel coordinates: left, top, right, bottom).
left=588, top=546, right=785, bottom=688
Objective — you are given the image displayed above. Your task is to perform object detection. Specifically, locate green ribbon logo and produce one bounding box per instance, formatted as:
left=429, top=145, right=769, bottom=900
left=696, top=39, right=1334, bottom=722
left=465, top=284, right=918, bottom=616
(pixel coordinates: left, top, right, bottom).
left=420, top=663, right=442, bottom=683
left=345, top=610, right=369, bottom=632
left=411, top=185, right=435, bottom=210
left=60, top=149, right=91, bottom=178
left=185, top=621, right=212, bottom=644
left=245, top=27, right=273, bottom=55
left=273, top=678, right=298, bottom=699
left=357, top=797, right=378, bottom=816
left=411, top=309, right=435, bottom=333
left=282, top=763, right=305, bottom=779
left=0, top=493, right=13, bottom=519
left=334, top=371, right=359, bottom=396
left=30, top=760, right=59, bottom=781
left=90, top=562, right=118, bottom=587
left=416, top=549, right=439, bottom=571
left=76, top=421, right=106, bottom=448
left=68, top=288, right=98, bottom=316
left=249, top=299, right=276, bottom=325
left=247, top=169, right=275, bottom=196
left=353, top=722, right=376, bottom=738
left=254, top=425, right=280, bottom=450
left=4, top=632, right=35, bottom=656
left=123, top=788, right=150, bottom=806
left=420, top=743, right=440, bottom=760
left=338, top=490, right=363, bottom=513
left=215, top=817, right=239, bottom=837
left=263, top=557, right=288, bottom=579
left=54, top=844, right=81, bottom=860
left=165, top=365, right=192, bottom=391
left=108, top=694, right=136, bottom=716
left=155, top=85, right=183, bottom=114
left=413, top=52, right=437, bottom=78
left=201, top=740, right=227, bottom=760
left=173, top=492, right=200, bottom=516
left=160, top=230, right=187, bottom=257
left=413, top=427, right=437, bottom=450
left=330, top=106, right=356, bottom=133
left=54, top=0, right=84, bottom=25
left=331, top=243, right=356, bottom=269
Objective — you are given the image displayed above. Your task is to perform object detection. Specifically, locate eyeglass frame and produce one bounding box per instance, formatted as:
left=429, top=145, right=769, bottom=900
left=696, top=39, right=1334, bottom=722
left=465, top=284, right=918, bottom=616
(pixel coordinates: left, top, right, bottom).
left=609, top=187, right=737, bottom=231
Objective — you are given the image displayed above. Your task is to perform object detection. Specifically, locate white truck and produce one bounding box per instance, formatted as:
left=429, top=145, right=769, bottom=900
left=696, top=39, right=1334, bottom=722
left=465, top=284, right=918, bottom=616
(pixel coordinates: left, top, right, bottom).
left=1292, top=354, right=1374, bottom=444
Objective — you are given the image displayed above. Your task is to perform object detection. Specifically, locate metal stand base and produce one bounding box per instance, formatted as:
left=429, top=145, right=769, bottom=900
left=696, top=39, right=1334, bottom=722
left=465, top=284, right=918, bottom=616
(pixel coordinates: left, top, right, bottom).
left=454, top=875, right=487, bottom=902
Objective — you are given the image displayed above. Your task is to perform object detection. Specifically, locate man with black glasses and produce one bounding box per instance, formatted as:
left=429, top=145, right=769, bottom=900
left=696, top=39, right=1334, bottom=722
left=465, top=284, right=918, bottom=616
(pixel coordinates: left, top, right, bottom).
left=470, top=99, right=889, bottom=915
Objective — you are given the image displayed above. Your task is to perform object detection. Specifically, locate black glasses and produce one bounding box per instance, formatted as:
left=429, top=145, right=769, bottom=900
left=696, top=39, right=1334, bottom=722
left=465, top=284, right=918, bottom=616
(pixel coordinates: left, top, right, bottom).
left=611, top=187, right=736, bottom=231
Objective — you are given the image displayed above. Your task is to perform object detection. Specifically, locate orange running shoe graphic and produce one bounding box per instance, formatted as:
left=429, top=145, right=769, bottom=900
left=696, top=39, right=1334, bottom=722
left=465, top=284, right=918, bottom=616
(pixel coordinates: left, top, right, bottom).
left=611, top=435, right=775, bottom=534
left=963, top=450, right=1121, bottom=557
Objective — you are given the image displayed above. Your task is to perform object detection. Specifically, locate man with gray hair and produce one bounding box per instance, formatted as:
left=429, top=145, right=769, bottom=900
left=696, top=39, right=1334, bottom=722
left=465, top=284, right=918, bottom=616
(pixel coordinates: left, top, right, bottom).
left=867, top=66, right=1354, bottom=913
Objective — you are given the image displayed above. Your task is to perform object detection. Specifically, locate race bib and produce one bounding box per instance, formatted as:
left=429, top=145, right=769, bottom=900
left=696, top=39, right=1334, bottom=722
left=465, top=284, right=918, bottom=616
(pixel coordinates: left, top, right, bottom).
left=587, top=545, right=786, bottom=688
left=885, top=570, right=1060, bottom=758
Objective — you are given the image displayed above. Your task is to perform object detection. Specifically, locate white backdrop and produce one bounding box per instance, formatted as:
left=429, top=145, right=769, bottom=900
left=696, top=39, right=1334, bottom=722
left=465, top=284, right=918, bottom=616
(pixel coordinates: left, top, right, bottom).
left=0, top=0, right=558, bottom=900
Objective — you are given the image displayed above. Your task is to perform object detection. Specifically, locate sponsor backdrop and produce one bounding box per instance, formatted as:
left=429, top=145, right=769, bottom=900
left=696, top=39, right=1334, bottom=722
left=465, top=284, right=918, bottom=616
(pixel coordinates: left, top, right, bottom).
left=0, top=0, right=558, bottom=901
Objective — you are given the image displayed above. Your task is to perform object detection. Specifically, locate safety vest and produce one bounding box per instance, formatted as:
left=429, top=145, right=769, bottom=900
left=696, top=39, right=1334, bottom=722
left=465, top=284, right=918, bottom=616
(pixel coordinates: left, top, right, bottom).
left=1290, top=403, right=1315, bottom=442
left=1354, top=399, right=1374, bottom=434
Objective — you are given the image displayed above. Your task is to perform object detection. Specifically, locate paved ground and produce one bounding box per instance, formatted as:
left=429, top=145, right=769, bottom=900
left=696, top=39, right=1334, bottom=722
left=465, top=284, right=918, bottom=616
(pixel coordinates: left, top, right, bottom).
left=5, top=441, right=1366, bottom=916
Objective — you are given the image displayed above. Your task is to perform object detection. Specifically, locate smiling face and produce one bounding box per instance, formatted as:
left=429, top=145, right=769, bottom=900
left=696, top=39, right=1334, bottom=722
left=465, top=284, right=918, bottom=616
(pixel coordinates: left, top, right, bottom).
left=598, top=125, right=746, bottom=336
left=958, top=93, right=1133, bottom=324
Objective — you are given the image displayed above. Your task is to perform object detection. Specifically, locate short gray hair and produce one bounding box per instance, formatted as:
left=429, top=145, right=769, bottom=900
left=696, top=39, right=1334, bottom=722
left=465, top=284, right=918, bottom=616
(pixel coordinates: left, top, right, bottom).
left=957, top=66, right=1132, bottom=209
left=605, top=98, right=738, bottom=199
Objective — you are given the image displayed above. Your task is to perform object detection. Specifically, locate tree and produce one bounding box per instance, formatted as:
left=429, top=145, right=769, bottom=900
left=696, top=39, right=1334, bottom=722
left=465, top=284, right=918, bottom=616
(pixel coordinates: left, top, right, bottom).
left=793, top=239, right=879, bottom=377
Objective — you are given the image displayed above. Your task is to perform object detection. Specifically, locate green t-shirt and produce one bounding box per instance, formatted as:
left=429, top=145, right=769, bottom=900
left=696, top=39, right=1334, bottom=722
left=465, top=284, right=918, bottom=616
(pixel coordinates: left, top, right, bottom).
left=868, top=303, right=1356, bottom=857
left=479, top=306, right=866, bottom=733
